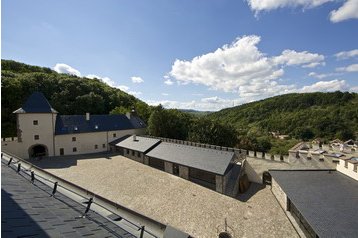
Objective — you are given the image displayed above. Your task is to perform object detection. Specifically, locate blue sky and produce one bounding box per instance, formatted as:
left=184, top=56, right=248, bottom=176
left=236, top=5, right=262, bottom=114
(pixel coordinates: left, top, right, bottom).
left=2, top=0, right=358, bottom=111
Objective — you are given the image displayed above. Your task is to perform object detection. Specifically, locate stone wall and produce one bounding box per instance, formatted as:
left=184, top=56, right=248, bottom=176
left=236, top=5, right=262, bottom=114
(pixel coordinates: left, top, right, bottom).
left=271, top=178, right=288, bottom=211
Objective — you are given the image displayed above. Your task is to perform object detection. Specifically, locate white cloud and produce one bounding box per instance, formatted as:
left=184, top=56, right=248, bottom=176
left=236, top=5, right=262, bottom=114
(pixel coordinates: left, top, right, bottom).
left=335, top=49, right=358, bottom=60
left=169, top=35, right=325, bottom=102
left=336, top=64, right=358, bottom=72
left=87, top=74, right=117, bottom=88
left=272, top=50, right=325, bottom=68
left=161, top=93, right=169, bottom=96
left=146, top=97, right=244, bottom=111
left=131, top=76, right=144, bottom=84
left=308, top=72, right=339, bottom=79
left=54, top=63, right=81, bottom=77
left=247, top=0, right=332, bottom=12
left=118, top=85, right=130, bottom=91
left=164, top=77, right=174, bottom=85
left=300, top=79, right=349, bottom=92
left=247, top=0, right=358, bottom=22
left=330, top=0, right=358, bottom=22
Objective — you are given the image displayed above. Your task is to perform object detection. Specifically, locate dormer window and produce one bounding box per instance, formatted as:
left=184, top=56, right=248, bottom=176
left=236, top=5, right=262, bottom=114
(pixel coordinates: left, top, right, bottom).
left=33, top=120, right=38, bottom=125
left=95, top=125, right=98, bottom=129
left=74, top=126, right=78, bottom=131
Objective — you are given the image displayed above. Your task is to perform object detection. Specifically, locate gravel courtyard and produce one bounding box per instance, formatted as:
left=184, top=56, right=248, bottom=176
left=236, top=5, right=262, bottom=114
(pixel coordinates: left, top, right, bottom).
left=32, top=153, right=298, bottom=238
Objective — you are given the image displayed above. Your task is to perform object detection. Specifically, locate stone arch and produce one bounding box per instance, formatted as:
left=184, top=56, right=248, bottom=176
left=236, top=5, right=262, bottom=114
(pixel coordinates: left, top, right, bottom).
left=262, top=171, right=272, bottom=185
left=28, top=144, right=48, bottom=158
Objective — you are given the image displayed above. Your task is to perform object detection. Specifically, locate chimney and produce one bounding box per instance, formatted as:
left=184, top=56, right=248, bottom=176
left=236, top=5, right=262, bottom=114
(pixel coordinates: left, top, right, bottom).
left=86, top=112, right=90, bottom=121
left=133, top=134, right=137, bottom=141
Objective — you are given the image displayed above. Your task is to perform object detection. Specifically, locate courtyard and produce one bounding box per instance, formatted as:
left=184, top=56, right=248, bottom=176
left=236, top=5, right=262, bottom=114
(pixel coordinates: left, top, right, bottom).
left=32, top=153, right=298, bottom=238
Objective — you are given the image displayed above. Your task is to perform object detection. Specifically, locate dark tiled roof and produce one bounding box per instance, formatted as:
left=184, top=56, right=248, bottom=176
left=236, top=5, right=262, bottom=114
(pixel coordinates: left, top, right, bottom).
left=270, top=170, right=358, bottom=238
left=146, top=142, right=234, bottom=175
left=1, top=164, right=135, bottom=237
left=116, top=136, right=161, bottom=153
left=55, top=114, right=146, bottom=135
left=13, top=92, right=57, bottom=113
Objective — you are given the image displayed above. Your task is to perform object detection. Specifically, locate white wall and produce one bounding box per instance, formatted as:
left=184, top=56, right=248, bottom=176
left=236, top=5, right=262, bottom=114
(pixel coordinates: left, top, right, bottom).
left=55, top=128, right=145, bottom=156
left=337, top=159, right=358, bottom=181
left=15, top=113, right=57, bottom=158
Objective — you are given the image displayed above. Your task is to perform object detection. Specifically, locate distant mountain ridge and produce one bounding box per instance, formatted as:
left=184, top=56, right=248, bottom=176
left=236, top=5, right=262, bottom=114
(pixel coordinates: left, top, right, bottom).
left=207, top=92, right=358, bottom=140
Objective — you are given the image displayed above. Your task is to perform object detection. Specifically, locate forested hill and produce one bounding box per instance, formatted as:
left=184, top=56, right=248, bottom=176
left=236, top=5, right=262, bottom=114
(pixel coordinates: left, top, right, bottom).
left=1, top=59, right=150, bottom=137
left=207, top=92, right=358, bottom=141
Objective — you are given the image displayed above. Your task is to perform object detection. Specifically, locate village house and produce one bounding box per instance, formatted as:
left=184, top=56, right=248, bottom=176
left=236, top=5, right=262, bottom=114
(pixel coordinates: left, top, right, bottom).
left=1, top=92, right=146, bottom=159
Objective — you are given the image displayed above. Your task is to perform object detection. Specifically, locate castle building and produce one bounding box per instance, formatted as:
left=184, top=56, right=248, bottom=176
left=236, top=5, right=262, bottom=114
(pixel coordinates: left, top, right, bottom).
left=2, top=92, right=146, bottom=159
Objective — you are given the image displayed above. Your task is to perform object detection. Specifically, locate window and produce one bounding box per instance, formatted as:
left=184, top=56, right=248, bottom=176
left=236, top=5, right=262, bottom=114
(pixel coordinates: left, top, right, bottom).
left=132, top=150, right=135, bottom=156
left=95, top=144, right=98, bottom=149
left=34, top=135, right=39, bottom=140
left=73, top=147, right=77, bottom=152
left=72, top=137, right=76, bottom=142
left=33, top=120, right=38, bottom=125
left=126, top=149, right=129, bottom=155
left=60, top=148, right=64, bottom=155
left=113, top=133, right=116, bottom=138
left=345, top=161, right=348, bottom=168
left=102, top=144, right=106, bottom=148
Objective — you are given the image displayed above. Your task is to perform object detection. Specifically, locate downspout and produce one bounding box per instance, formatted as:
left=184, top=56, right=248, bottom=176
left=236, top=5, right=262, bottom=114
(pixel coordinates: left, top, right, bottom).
left=52, top=113, right=56, bottom=156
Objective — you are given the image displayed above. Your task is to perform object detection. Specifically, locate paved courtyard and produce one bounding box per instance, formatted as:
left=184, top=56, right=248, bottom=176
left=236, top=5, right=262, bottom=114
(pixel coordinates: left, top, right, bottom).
left=32, top=153, right=299, bottom=238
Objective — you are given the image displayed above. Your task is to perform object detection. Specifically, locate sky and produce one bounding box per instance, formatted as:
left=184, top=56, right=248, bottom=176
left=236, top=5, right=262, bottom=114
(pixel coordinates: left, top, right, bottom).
left=2, top=0, right=358, bottom=111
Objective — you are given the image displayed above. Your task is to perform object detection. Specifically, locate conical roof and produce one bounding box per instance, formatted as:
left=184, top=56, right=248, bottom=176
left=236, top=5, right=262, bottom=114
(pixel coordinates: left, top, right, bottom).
left=13, top=92, right=57, bottom=113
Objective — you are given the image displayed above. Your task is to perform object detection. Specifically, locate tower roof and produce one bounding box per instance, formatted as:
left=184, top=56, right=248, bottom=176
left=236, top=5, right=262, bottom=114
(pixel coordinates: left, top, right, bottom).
left=13, top=92, right=57, bottom=113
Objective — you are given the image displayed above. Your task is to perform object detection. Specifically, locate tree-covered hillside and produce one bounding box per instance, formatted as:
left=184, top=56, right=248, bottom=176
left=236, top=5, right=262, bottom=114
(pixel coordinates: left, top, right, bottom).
left=1, top=60, right=150, bottom=137
left=207, top=92, right=358, bottom=141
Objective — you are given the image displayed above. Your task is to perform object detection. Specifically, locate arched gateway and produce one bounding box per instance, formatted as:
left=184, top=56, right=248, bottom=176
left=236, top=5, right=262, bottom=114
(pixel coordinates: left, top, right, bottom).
left=29, top=144, right=48, bottom=158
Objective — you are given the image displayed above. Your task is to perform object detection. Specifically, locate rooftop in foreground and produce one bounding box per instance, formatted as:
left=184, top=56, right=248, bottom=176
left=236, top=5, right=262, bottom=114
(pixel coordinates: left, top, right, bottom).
left=31, top=153, right=299, bottom=238
left=1, top=162, right=135, bottom=238
left=270, top=170, right=358, bottom=238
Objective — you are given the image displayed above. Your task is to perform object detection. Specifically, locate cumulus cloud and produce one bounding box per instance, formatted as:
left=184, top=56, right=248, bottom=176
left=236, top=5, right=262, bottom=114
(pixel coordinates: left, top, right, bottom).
left=163, top=75, right=174, bottom=85
left=87, top=74, right=117, bottom=88
left=308, top=72, right=340, bottom=79
left=335, top=49, right=358, bottom=60
left=247, top=0, right=358, bottom=22
left=336, top=64, right=358, bottom=72
left=300, top=79, right=349, bottom=92
left=54, top=63, right=81, bottom=77
left=330, top=0, right=358, bottom=22
left=146, top=96, right=245, bottom=111
left=272, top=50, right=325, bottom=68
left=246, top=0, right=332, bottom=12
left=169, top=35, right=325, bottom=101
left=161, top=93, right=169, bottom=96
left=131, top=76, right=144, bottom=84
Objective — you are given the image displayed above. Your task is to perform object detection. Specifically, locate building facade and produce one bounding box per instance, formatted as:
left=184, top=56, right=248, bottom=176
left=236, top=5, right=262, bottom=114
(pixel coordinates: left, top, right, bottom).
left=2, top=92, right=146, bottom=159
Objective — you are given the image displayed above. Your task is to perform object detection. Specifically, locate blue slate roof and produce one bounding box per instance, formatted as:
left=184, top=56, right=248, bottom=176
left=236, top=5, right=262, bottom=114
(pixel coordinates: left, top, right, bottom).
left=270, top=170, right=358, bottom=238
left=55, top=114, right=146, bottom=135
left=13, top=92, right=57, bottom=113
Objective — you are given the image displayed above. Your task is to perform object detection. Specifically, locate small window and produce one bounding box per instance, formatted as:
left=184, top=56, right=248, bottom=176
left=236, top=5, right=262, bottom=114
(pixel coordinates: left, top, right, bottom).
left=95, top=144, right=98, bottom=149
left=33, top=120, right=38, bottom=125
left=132, top=150, right=135, bottom=156
left=102, top=144, right=106, bottom=148
left=72, top=137, right=76, bottom=142
left=345, top=161, right=348, bottom=168
left=34, top=135, right=39, bottom=140
left=73, top=147, right=77, bottom=152
left=126, top=149, right=129, bottom=155
left=113, top=133, right=116, bottom=138
left=60, top=148, right=64, bottom=155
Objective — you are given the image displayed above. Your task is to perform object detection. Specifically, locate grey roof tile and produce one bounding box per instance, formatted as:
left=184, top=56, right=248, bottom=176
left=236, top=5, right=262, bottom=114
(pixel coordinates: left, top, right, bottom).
left=146, top=142, right=234, bottom=175
left=116, top=136, right=161, bottom=153
left=13, top=92, right=57, bottom=113
left=270, top=170, right=358, bottom=238
left=1, top=164, right=136, bottom=238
